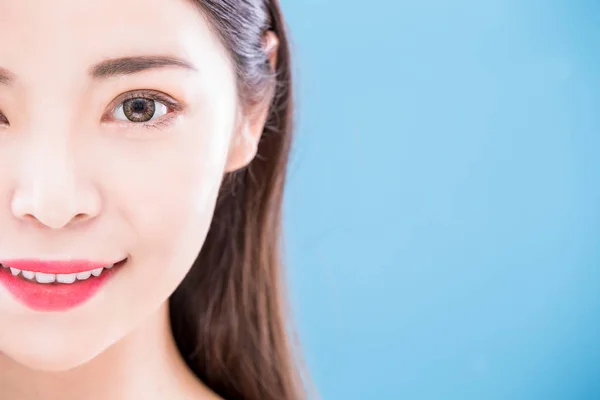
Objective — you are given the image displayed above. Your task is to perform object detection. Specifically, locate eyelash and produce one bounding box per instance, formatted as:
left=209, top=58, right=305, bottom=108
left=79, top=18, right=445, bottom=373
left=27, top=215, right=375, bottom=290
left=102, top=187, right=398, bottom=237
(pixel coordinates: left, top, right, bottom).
left=0, top=90, right=184, bottom=130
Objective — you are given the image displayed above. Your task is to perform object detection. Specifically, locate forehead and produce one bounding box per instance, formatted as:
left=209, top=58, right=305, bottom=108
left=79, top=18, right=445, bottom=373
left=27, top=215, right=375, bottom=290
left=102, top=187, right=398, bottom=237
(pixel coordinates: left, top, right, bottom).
left=0, top=0, right=221, bottom=82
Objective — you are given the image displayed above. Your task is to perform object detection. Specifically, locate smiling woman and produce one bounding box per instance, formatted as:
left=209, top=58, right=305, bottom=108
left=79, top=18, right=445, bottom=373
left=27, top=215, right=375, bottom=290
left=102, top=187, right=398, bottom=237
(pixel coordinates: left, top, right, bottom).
left=0, top=1, right=303, bottom=400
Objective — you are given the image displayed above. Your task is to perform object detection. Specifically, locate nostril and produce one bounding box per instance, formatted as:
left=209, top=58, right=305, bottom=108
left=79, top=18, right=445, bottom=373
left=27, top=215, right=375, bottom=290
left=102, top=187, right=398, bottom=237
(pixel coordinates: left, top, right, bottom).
left=20, top=212, right=94, bottom=229
left=22, top=213, right=40, bottom=224
left=69, top=212, right=95, bottom=226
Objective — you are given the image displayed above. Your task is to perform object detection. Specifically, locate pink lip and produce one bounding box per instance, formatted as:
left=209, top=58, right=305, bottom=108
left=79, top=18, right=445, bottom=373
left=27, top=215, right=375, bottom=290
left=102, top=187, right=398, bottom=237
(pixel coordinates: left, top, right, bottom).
left=0, top=258, right=126, bottom=312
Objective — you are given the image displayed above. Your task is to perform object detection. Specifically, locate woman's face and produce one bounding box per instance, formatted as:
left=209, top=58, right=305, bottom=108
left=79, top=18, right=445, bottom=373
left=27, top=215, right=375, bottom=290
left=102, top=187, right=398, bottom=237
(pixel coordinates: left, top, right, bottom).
left=0, top=0, right=255, bottom=370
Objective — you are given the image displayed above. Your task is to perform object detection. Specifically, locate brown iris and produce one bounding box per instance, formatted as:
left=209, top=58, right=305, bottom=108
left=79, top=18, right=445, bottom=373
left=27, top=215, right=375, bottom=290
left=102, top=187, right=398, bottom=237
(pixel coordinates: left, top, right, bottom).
left=122, top=98, right=155, bottom=122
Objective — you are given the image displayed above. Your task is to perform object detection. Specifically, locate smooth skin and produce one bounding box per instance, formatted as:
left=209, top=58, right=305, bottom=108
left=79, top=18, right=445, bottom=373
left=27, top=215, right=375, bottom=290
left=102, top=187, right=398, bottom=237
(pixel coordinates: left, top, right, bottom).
left=0, top=0, right=276, bottom=398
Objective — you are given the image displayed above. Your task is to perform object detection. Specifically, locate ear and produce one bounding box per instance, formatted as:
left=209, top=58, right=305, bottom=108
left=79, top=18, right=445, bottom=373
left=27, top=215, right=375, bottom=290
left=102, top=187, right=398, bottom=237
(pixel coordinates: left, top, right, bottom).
left=224, top=31, right=279, bottom=173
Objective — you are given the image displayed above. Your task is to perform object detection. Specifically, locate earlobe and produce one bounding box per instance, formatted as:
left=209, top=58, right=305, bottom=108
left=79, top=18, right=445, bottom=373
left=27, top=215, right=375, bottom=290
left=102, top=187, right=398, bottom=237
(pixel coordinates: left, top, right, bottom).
left=224, top=124, right=259, bottom=173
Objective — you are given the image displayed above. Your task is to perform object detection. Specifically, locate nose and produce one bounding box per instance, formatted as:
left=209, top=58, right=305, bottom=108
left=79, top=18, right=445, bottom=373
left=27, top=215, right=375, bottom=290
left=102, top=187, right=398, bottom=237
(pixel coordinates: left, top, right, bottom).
left=11, top=140, right=101, bottom=230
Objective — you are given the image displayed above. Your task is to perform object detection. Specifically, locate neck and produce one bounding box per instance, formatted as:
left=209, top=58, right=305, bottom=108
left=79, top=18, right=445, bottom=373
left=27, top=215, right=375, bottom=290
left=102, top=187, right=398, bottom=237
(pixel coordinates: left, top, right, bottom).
left=0, top=302, right=217, bottom=400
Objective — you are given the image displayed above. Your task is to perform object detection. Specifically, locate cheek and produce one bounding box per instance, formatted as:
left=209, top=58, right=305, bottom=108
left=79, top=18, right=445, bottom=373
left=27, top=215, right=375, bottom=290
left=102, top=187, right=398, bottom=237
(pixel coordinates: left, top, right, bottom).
left=105, top=116, right=235, bottom=297
left=134, top=151, right=223, bottom=264
left=126, top=130, right=230, bottom=265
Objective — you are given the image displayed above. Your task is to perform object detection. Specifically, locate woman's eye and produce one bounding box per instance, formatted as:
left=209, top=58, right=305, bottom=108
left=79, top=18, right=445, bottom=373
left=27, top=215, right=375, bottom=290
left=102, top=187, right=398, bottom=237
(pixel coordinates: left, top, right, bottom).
left=113, top=98, right=168, bottom=124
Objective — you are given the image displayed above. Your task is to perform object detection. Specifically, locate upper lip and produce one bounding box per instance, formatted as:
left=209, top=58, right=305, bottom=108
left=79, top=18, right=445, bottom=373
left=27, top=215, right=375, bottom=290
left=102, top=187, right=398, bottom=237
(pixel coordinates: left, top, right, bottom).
left=0, top=259, right=126, bottom=274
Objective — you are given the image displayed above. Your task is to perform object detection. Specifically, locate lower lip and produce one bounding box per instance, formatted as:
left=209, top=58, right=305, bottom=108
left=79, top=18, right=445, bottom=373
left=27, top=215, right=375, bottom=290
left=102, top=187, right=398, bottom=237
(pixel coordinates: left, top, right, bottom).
left=0, top=260, right=126, bottom=312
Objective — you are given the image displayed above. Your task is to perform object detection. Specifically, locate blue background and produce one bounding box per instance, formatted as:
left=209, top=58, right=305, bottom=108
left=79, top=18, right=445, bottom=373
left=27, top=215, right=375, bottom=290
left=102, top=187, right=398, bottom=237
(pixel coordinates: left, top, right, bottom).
left=281, top=0, right=600, bottom=399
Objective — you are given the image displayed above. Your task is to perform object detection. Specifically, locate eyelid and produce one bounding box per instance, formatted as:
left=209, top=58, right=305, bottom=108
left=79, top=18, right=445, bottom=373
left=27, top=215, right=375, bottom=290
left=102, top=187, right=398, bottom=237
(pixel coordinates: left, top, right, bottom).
left=118, top=90, right=183, bottom=110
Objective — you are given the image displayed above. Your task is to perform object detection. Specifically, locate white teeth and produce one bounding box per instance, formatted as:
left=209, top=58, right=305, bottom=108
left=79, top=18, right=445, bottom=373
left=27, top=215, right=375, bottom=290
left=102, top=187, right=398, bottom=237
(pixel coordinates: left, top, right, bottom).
left=76, top=271, right=92, bottom=280
left=21, top=270, right=35, bottom=280
left=56, top=273, right=77, bottom=284
left=35, top=272, right=56, bottom=284
left=3, top=261, right=122, bottom=283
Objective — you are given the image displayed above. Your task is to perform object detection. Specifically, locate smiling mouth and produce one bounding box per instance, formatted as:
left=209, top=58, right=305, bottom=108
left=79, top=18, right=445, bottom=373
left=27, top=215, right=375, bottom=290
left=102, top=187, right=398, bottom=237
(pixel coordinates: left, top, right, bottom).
left=0, top=259, right=127, bottom=285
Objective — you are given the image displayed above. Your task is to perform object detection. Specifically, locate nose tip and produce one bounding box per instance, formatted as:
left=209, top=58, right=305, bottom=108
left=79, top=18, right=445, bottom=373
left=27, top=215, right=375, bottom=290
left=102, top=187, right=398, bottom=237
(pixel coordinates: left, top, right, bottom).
left=9, top=132, right=103, bottom=230
left=11, top=186, right=101, bottom=230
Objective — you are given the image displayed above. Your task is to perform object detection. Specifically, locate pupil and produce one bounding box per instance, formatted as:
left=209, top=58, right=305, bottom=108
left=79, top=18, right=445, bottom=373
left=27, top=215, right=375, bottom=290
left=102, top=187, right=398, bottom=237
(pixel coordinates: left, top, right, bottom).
left=132, top=100, right=146, bottom=113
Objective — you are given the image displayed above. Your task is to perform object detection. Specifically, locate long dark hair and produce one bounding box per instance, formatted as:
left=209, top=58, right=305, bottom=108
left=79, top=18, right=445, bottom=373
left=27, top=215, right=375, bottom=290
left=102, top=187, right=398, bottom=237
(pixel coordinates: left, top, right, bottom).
left=168, top=1, right=304, bottom=399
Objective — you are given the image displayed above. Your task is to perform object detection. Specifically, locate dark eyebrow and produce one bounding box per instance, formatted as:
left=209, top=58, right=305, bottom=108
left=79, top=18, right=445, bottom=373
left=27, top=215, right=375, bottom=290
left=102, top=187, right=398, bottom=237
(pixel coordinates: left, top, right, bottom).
left=0, top=67, right=15, bottom=86
left=89, top=55, right=197, bottom=79
left=0, top=56, right=196, bottom=85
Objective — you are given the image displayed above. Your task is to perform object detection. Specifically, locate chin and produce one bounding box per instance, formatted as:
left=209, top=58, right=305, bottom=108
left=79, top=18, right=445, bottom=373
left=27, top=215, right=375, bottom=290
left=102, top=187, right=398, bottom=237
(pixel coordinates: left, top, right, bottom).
left=3, top=336, right=107, bottom=372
